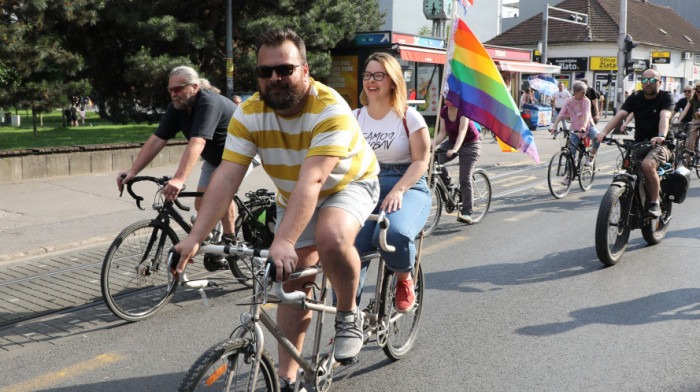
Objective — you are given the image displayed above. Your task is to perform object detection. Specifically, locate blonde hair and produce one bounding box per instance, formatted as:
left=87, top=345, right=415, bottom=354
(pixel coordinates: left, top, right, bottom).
left=359, top=52, right=407, bottom=117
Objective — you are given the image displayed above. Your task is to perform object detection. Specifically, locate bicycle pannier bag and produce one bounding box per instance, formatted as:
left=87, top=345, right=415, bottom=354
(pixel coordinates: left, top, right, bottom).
left=661, top=166, right=690, bottom=204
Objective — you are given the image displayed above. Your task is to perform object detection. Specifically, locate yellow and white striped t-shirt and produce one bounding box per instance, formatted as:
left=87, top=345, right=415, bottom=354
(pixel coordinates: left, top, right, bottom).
left=223, top=79, right=379, bottom=208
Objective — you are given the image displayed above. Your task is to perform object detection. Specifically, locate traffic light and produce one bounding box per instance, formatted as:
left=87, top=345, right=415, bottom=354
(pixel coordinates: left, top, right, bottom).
left=623, top=34, right=639, bottom=76
left=606, top=73, right=613, bottom=86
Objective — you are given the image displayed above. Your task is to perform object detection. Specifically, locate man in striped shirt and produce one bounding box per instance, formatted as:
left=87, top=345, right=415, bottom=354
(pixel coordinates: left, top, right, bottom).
left=173, top=28, right=379, bottom=388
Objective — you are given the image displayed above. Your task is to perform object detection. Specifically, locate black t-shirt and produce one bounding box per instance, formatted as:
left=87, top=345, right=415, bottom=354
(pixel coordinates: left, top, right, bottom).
left=674, top=97, right=692, bottom=123
left=621, top=90, right=675, bottom=142
left=586, top=87, right=600, bottom=117
left=154, top=89, right=235, bottom=166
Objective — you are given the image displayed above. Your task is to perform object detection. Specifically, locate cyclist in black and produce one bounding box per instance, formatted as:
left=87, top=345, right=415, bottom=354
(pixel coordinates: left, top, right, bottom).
left=117, top=65, right=237, bottom=269
left=596, top=69, right=674, bottom=218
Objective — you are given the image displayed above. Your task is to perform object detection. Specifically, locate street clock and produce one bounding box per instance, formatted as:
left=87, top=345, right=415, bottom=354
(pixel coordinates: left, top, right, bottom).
left=424, top=0, right=451, bottom=19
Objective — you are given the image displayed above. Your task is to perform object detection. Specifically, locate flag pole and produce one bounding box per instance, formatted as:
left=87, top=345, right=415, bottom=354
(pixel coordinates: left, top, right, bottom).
left=428, top=0, right=460, bottom=187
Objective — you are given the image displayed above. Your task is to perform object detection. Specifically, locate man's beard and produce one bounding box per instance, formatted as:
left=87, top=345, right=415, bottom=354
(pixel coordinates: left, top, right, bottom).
left=260, top=80, right=306, bottom=110
left=173, top=95, right=197, bottom=110
left=643, top=86, right=658, bottom=96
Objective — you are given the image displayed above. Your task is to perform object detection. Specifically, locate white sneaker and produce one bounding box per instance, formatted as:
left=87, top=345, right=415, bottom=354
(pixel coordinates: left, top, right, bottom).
left=334, top=308, right=363, bottom=363
left=585, top=156, right=595, bottom=166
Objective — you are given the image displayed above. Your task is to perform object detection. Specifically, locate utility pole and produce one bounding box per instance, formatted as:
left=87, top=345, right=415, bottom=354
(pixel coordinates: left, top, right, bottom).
left=615, top=0, right=627, bottom=112
left=226, top=0, right=234, bottom=99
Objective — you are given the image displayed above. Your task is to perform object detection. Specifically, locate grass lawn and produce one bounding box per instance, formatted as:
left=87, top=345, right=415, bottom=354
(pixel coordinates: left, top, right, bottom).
left=0, top=109, right=172, bottom=151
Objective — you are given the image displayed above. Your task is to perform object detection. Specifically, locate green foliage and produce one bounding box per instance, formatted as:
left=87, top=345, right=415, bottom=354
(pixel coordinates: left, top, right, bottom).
left=0, top=1, right=385, bottom=130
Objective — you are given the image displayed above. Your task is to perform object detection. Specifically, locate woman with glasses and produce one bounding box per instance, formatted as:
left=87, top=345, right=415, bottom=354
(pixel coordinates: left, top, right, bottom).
left=676, top=85, right=700, bottom=165
left=353, top=52, right=431, bottom=313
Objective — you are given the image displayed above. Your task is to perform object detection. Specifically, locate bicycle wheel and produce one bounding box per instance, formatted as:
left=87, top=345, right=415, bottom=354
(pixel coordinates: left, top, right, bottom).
left=641, top=197, right=672, bottom=245
left=470, top=169, right=491, bottom=223
left=179, top=338, right=278, bottom=392
left=423, top=178, right=443, bottom=236
left=595, top=185, right=631, bottom=266
left=556, top=129, right=568, bottom=148
left=547, top=151, right=573, bottom=199
left=380, top=262, right=424, bottom=360
left=578, top=151, right=596, bottom=191
left=101, top=219, right=179, bottom=322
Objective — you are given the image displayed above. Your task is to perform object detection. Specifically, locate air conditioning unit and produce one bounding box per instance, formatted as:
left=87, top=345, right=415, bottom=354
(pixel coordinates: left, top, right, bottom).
left=684, top=52, right=692, bottom=60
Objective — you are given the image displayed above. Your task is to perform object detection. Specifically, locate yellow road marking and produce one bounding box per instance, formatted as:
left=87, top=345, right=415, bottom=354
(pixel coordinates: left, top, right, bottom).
left=0, top=352, right=126, bottom=392
left=422, top=236, right=469, bottom=255
left=504, top=209, right=538, bottom=222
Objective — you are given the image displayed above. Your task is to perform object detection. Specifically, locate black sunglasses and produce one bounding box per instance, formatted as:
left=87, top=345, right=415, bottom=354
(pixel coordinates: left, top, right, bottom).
left=641, top=77, right=659, bottom=84
left=256, top=64, right=301, bottom=78
left=684, top=90, right=692, bottom=92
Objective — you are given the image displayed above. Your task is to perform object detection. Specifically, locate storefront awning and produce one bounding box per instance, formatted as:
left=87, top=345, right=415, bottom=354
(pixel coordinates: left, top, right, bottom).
left=496, top=60, right=561, bottom=74
left=398, top=46, right=446, bottom=64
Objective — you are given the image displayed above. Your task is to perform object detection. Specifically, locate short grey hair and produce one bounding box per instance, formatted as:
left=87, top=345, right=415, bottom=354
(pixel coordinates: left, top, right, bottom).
left=572, top=81, right=587, bottom=93
left=170, top=65, right=221, bottom=94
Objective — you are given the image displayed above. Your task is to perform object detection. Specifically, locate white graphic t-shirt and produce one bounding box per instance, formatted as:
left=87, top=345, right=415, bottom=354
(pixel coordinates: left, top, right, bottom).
left=353, top=106, right=428, bottom=164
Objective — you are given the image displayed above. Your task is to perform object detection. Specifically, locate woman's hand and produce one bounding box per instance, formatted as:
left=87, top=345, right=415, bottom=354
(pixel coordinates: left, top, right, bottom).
left=447, top=149, right=457, bottom=158
left=380, top=188, right=404, bottom=213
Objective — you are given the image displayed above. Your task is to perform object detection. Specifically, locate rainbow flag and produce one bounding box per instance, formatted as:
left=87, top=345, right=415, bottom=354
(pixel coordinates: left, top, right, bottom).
left=443, top=17, right=540, bottom=164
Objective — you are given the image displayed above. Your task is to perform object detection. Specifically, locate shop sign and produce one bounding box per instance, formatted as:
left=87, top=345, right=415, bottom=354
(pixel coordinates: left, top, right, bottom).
left=549, top=57, right=588, bottom=72
left=485, top=46, right=531, bottom=61
left=652, top=51, right=670, bottom=64
left=392, top=33, right=444, bottom=49
left=329, top=56, right=359, bottom=108
left=590, top=57, right=617, bottom=70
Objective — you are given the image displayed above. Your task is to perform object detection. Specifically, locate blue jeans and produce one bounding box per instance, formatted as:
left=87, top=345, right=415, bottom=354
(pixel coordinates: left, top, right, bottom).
left=353, top=163, right=431, bottom=304
left=569, top=124, right=601, bottom=160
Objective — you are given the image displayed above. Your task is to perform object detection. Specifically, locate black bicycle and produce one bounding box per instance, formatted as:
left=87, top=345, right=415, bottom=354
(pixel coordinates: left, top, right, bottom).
left=423, top=151, right=491, bottom=236
left=100, top=176, right=276, bottom=322
left=547, top=129, right=596, bottom=199
left=671, top=122, right=700, bottom=179
left=594, top=138, right=688, bottom=266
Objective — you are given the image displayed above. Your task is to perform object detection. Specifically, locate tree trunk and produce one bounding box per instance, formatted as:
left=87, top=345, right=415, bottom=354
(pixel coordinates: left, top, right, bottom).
left=31, top=104, right=38, bottom=137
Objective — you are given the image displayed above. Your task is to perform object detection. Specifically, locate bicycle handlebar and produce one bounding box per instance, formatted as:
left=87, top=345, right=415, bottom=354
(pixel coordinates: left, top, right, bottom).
left=120, top=174, right=202, bottom=211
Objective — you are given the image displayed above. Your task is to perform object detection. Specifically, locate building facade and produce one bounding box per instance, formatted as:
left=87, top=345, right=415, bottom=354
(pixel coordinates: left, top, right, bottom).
left=486, top=0, right=700, bottom=110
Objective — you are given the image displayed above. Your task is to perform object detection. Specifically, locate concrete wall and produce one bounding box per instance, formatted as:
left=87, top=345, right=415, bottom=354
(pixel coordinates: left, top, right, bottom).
left=0, top=140, right=188, bottom=183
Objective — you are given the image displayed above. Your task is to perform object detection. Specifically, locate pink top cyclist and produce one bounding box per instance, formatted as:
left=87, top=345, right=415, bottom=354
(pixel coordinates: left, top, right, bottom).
left=550, top=80, right=601, bottom=166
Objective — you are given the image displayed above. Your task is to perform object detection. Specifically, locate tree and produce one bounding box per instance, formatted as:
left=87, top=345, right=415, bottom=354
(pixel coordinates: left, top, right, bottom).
left=66, top=0, right=385, bottom=121
left=0, top=1, right=94, bottom=135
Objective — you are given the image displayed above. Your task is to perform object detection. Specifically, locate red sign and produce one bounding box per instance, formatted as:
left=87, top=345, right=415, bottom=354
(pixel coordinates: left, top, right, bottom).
left=485, top=46, right=531, bottom=61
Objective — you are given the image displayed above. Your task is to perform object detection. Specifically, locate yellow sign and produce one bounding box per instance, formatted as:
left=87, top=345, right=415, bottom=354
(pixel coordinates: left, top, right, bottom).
left=652, top=52, right=670, bottom=58
left=226, top=58, right=234, bottom=77
left=328, top=56, right=359, bottom=109
left=590, top=57, right=617, bottom=71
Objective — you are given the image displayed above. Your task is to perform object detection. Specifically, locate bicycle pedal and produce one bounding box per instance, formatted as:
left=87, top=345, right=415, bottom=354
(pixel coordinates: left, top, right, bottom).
left=336, top=356, right=359, bottom=366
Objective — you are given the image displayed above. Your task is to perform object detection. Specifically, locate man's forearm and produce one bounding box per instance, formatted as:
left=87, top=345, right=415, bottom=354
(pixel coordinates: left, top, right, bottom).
left=130, top=135, right=167, bottom=174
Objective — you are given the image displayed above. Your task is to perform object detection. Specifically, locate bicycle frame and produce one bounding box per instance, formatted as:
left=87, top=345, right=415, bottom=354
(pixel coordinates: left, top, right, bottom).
left=180, top=212, right=403, bottom=390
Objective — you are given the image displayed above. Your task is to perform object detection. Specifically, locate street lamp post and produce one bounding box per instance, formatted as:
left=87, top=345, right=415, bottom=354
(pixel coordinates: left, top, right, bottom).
left=541, top=5, right=588, bottom=64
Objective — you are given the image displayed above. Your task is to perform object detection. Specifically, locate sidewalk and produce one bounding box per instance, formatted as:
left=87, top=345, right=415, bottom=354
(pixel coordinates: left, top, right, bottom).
left=0, top=118, right=614, bottom=263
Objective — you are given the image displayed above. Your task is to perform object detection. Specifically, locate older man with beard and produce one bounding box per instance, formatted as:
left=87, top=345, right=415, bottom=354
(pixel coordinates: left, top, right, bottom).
left=117, top=66, right=238, bottom=270
left=173, top=28, right=379, bottom=391
left=596, top=69, right=674, bottom=218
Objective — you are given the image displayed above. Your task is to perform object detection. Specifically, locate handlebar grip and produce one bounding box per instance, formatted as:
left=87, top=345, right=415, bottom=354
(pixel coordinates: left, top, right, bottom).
left=377, top=211, right=396, bottom=253
left=167, top=247, right=180, bottom=273
left=265, top=258, right=278, bottom=282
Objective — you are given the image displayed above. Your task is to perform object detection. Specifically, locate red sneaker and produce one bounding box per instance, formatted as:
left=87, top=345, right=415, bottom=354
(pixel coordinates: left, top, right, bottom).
left=395, top=278, right=415, bottom=313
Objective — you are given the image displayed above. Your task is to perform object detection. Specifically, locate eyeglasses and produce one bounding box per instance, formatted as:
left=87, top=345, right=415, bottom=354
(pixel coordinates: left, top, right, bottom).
left=167, top=83, right=191, bottom=94
left=362, top=71, right=388, bottom=81
left=641, top=77, right=659, bottom=84
left=256, top=64, right=301, bottom=78
left=684, top=90, right=692, bottom=93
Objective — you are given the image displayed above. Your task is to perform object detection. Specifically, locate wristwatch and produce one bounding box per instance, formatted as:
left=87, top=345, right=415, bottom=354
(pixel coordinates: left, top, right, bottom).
left=658, top=133, right=665, bottom=137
